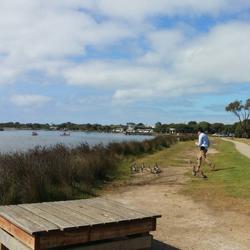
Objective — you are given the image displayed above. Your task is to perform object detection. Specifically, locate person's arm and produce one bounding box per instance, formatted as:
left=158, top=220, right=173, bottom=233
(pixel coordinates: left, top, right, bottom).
left=196, top=134, right=202, bottom=147
left=198, top=134, right=202, bottom=147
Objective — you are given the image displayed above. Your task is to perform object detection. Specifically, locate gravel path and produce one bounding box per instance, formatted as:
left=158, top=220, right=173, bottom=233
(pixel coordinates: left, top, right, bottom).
left=222, top=138, right=250, bottom=159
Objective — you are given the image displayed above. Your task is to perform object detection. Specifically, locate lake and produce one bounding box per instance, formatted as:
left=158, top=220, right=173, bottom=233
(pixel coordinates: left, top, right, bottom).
left=0, top=130, right=153, bottom=153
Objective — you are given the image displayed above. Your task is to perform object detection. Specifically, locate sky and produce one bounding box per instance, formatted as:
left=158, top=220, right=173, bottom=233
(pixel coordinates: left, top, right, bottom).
left=0, top=0, right=250, bottom=125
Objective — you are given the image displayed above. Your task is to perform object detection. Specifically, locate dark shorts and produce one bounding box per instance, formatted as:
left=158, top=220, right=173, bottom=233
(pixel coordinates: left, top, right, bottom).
left=200, top=146, right=207, bottom=152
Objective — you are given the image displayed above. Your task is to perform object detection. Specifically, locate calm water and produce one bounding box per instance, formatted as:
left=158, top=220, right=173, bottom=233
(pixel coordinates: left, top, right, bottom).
left=0, top=130, right=153, bottom=153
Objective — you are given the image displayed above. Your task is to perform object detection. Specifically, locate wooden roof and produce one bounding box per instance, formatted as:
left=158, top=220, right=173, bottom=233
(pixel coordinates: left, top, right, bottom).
left=0, top=198, right=161, bottom=235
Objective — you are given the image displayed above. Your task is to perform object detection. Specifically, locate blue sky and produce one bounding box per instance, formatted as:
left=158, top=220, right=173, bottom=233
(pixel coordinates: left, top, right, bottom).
left=0, top=0, right=250, bottom=125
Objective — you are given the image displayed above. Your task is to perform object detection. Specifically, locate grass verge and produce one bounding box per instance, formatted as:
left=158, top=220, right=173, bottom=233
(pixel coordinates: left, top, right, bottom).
left=183, top=138, right=250, bottom=212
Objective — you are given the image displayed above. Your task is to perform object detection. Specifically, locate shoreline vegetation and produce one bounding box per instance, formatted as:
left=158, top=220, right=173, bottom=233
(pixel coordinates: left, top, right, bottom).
left=0, top=135, right=195, bottom=205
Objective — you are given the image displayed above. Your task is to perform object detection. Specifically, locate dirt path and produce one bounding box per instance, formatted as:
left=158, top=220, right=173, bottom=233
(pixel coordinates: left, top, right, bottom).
left=222, top=138, right=250, bottom=159
left=103, top=161, right=250, bottom=249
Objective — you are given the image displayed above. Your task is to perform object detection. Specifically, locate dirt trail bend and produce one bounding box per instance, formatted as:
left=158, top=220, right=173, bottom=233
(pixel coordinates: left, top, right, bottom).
left=222, top=138, right=250, bottom=159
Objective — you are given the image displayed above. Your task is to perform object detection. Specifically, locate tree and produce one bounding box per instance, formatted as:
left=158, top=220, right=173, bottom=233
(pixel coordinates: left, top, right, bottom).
left=198, top=121, right=211, bottom=133
left=154, top=122, right=162, bottom=133
left=188, top=121, right=198, bottom=133
left=210, top=123, right=224, bottom=134
left=225, top=99, right=250, bottom=138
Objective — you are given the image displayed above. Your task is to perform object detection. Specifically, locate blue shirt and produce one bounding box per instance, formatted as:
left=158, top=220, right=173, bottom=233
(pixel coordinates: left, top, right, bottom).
left=198, top=133, right=210, bottom=150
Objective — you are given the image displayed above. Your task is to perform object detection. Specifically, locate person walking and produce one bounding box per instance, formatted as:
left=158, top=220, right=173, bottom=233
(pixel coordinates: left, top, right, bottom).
left=192, top=128, right=215, bottom=178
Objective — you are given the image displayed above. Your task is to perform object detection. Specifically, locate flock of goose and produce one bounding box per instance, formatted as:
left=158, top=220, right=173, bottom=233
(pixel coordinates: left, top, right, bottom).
left=130, top=162, right=162, bottom=174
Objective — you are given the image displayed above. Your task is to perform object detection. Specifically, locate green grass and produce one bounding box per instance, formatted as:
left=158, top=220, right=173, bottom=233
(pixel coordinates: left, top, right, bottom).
left=185, top=139, right=250, bottom=202
left=123, top=140, right=195, bottom=169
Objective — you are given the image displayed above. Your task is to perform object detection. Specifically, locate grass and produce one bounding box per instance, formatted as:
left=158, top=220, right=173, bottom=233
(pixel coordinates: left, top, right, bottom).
left=183, top=138, right=250, bottom=211
left=132, top=140, right=195, bottom=168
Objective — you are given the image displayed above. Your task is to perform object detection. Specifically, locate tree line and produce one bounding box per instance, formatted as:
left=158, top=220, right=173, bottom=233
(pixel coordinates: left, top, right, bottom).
left=0, top=99, right=249, bottom=137
left=0, top=121, right=242, bottom=136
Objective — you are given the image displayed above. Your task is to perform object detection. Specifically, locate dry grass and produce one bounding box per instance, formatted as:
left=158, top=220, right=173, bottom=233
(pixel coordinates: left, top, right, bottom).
left=0, top=135, right=195, bottom=205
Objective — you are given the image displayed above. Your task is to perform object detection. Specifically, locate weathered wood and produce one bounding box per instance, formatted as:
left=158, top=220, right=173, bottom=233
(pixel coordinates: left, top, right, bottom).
left=62, top=200, right=125, bottom=223
left=54, top=202, right=102, bottom=225
left=0, top=207, right=45, bottom=234
left=43, top=202, right=98, bottom=226
left=99, top=198, right=160, bottom=218
left=0, top=216, right=35, bottom=249
left=60, top=234, right=152, bottom=250
left=12, top=206, right=59, bottom=232
left=82, top=198, right=150, bottom=220
left=0, top=198, right=160, bottom=235
left=0, top=198, right=160, bottom=250
left=60, top=201, right=115, bottom=224
left=38, top=218, right=156, bottom=249
left=20, top=204, right=75, bottom=231
left=0, top=228, right=32, bottom=250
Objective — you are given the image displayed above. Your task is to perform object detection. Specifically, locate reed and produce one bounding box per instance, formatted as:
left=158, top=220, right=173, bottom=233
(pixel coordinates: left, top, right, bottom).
left=0, top=135, right=194, bottom=205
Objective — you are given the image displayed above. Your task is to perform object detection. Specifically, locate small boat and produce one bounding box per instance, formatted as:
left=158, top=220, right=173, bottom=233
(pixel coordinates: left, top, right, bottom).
left=60, top=132, right=70, bottom=136
left=32, top=131, right=38, bottom=136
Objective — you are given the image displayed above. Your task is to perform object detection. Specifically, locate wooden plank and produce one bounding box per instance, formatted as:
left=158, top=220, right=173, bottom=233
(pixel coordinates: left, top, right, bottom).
left=39, top=218, right=156, bottom=249
left=12, top=206, right=59, bottom=232
left=56, top=201, right=103, bottom=224
left=99, top=198, right=161, bottom=218
left=0, top=228, right=32, bottom=250
left=71, top=198, right=160, bottom=220
left=41, top=202, right=97, bottom=226
left=65, top=200, right=126, bottom=222
left=61, top=234, right=152, bottom=250
left=89, top=218, right=156, bottom=242
left=0, top=216, right=35, bottom=249
left=60, top=201, right=116, bottom=224
left=82, top=198, right=149, bottom=221
left=33, top=203, right=87, bottom=228
left=53, top=202, right=101, bottom=225
left=20, top=204, right=75, bottom=231
left=0, top=207, right=45, bottom=234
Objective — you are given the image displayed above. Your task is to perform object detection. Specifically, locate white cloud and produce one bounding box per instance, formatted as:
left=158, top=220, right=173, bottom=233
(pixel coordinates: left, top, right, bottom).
left=0, top=0, right=250, bottom=106
left=81, top=0, right=250, bottom=21
left=0, top=0, right=135, bottom=84
left=10, top=94, right=51, bottom=107
left=174, top=21, right=250, bottom=84
left=64, top=61, right=166, bottom=88
left=62, top=20, right=250, bottom=104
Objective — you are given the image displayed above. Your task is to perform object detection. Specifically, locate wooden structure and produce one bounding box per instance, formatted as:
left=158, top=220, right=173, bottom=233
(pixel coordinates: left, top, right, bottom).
left=0, top=198, right=161, bottom=249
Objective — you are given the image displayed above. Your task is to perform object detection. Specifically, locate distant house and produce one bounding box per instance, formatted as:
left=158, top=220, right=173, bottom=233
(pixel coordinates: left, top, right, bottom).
left=136, top=128, right=153, bottom=135
left=49, top=126, right=58, bottom=130
left=112, top=127, right=125, bottom=133
left=126, top=123, right=136, bottom=134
